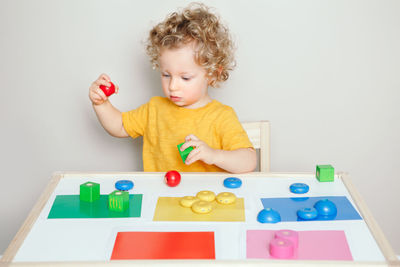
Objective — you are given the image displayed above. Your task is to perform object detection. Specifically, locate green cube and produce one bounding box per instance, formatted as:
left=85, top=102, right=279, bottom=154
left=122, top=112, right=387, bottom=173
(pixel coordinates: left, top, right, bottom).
left=80, top=182, right=100, bottom=202
left=108, top=190, right=129, bottom=212
left=316, top=165, right=334, bottom=182
left=177, top=142, right=194, bottom=163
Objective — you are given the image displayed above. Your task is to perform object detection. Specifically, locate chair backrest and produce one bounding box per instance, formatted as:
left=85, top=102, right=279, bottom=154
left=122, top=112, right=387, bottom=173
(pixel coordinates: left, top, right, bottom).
left=241, top=121, right=270, bottom=172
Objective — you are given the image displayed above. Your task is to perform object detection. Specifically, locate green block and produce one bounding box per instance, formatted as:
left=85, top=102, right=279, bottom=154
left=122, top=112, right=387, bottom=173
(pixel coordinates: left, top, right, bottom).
left=108, top=190, right=129, bottom=212
left=79, top=182, right=100, bottom=202
left=316, top=165, right=334, bottom=182
left=177, top=142, right=194, bottom=163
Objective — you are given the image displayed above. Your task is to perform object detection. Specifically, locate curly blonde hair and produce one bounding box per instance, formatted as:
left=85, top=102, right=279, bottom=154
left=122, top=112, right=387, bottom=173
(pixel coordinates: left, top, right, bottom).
left=146, top=3, right=235, bottom=87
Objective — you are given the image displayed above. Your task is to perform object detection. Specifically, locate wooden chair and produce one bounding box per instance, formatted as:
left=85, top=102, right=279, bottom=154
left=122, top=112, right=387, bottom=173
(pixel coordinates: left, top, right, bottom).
left=241, top=121, right=271, bottom=172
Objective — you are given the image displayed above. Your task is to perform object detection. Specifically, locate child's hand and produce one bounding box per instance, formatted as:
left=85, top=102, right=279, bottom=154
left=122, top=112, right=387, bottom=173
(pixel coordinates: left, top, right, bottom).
left=180, top=134, right=217, bottom=165
left=89, top=73, right=119, bottom=105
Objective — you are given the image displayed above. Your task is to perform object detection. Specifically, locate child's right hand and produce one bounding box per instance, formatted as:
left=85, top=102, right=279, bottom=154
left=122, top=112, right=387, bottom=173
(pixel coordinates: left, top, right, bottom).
left=89, top=73, right=119, bottom=105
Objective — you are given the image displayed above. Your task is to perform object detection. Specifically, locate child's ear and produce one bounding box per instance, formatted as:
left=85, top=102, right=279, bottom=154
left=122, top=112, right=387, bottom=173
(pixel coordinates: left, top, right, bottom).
left=207, top=66, right=223, bottom=86
left=207, top=76, right=213, bottom=85
left=206, top=72, right=217, bottom=86
left=217, top=65, right=223, bottom=76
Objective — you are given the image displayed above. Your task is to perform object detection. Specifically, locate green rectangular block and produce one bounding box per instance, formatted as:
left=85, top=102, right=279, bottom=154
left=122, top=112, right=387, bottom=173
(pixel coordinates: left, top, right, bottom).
left=316, top=165, right=334, bottom=182
left=108, top=190, right=129, bottom=212
left=177, top=142, right=194, bottom=163
left=79, top=182, right=100, bottom=202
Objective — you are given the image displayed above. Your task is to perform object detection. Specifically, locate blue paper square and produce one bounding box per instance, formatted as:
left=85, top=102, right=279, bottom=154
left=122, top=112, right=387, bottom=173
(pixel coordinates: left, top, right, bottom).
left=260, top=196, right=362, bottom=222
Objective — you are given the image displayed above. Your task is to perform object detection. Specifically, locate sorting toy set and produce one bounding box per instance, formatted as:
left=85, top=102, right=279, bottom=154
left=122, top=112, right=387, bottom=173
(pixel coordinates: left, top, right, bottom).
left=13, top=167, right=392, bottom=263
left=64, top=164, right=356, bottom=260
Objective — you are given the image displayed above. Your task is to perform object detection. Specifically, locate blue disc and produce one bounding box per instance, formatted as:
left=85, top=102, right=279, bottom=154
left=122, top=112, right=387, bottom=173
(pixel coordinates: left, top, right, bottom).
left=297, top=207, right=318, bottom=220
left=223, top=177, right=242, bottom=188
left=314, top=199, right=337, bottom=216
left=257, top=208, right=281, bottom=223
left=290, top=183, right=309, bottom=194
left=115, top=180, right=134, bottom=191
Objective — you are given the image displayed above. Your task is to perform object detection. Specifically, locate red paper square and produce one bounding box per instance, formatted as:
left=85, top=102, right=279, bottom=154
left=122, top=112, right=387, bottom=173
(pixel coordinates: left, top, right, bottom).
left=111, top=231, right=215, bottom=260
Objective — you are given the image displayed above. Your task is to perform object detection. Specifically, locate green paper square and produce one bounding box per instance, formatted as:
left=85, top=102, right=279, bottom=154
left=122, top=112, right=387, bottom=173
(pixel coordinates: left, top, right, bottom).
left=177, top=142, right=194, bottom=163
left=316, top=165, right=334, bottom=182
left=48, top=194, right=142, bottom=219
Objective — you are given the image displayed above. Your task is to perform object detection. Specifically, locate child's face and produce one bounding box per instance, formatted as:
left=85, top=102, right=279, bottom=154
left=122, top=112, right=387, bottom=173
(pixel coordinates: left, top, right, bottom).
left=159, top=43, right=211, bottom=109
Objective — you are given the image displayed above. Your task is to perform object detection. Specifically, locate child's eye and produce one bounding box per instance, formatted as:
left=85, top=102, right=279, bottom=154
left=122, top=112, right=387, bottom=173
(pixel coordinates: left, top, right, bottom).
left=182, top=77, right=191, bottom=81
left=162, top=73, right=170, bottom=78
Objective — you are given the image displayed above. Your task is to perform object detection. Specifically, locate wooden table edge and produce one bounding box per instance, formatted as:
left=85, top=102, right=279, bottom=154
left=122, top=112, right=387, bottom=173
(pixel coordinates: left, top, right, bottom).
left=1, top=172, right=63, bottom=262
left=339, top=172, right=398, bottom=264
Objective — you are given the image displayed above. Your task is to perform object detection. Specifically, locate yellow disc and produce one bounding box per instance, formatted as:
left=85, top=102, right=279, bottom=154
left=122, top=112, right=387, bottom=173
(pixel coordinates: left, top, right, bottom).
left=191, top=200, right=213, bottom=214
left=216, top=192, right=236, bottom=204
left=179, top=196, right=199, bottom=208
left=196, top=190, right=216, bottom=202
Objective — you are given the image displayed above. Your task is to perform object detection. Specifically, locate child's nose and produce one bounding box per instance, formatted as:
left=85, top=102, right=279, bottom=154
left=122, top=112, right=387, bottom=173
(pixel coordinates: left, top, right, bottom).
left=169, top=78, right=178, bottom=91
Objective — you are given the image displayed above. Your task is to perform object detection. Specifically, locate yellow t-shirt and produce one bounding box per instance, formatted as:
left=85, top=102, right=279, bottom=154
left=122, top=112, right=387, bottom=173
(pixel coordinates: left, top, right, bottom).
left=122, top=96, right=253, bottom=172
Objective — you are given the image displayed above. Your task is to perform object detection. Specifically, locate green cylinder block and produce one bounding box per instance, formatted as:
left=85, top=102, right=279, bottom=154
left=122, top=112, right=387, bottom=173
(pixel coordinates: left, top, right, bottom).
left=108, top=190, right=129, bottom=212
left=79, top=182, right=100, bottom=202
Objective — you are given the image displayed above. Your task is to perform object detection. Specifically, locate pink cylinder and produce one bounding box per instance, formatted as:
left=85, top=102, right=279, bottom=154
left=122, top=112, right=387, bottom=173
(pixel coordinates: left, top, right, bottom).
left=269, top=238, right=294, bottom=259
left=274, top=229, right=299, bottom=248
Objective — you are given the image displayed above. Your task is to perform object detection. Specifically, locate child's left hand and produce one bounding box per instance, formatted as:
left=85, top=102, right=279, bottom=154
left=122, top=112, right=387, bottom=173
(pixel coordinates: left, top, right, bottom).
left=180, top=134, right=216, bottom=165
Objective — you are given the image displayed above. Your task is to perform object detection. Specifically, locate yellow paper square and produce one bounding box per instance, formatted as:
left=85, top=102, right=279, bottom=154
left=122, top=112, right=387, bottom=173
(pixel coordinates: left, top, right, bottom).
left=153, top=197, right=245, bottom=221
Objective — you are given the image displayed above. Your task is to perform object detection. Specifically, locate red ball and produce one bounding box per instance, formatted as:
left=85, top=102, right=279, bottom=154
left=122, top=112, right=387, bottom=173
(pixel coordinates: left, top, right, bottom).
left=99, top=81, right=115, bottom=97
left=164, top=170, right=181, bottom=187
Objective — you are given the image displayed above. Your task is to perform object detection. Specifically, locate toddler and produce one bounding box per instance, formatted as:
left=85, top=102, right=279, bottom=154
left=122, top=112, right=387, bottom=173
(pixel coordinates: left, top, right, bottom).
left=89, top=3, right=256, bottom=173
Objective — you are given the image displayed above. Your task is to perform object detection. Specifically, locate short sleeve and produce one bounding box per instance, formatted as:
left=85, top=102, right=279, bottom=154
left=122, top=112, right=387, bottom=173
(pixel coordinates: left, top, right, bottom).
left=122, top=102, right=149, bottom=138
left=219, top=107, right=254, bottom=150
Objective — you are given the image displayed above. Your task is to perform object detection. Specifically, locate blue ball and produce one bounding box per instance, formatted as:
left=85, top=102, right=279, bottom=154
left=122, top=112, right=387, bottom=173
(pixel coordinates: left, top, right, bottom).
left=297, top=207, right=318, bottom=220
left=115, top=180, right=134, bottom=191
left=223, top=177, right=242, bottom=188
left=314, top=199, right=337, bottom=216
left=290, top=183, right=309, bottom=194
left=257, top=208, right=281, bottom=223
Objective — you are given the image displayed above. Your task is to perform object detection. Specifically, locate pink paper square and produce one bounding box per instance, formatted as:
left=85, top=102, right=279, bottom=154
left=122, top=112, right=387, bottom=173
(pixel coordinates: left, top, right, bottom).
left=247, top=230, right=353, bottom=261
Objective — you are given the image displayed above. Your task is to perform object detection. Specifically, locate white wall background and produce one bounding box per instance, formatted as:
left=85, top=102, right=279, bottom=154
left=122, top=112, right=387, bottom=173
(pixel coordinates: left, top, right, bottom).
left=0, top=0, right=399, bottom=256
